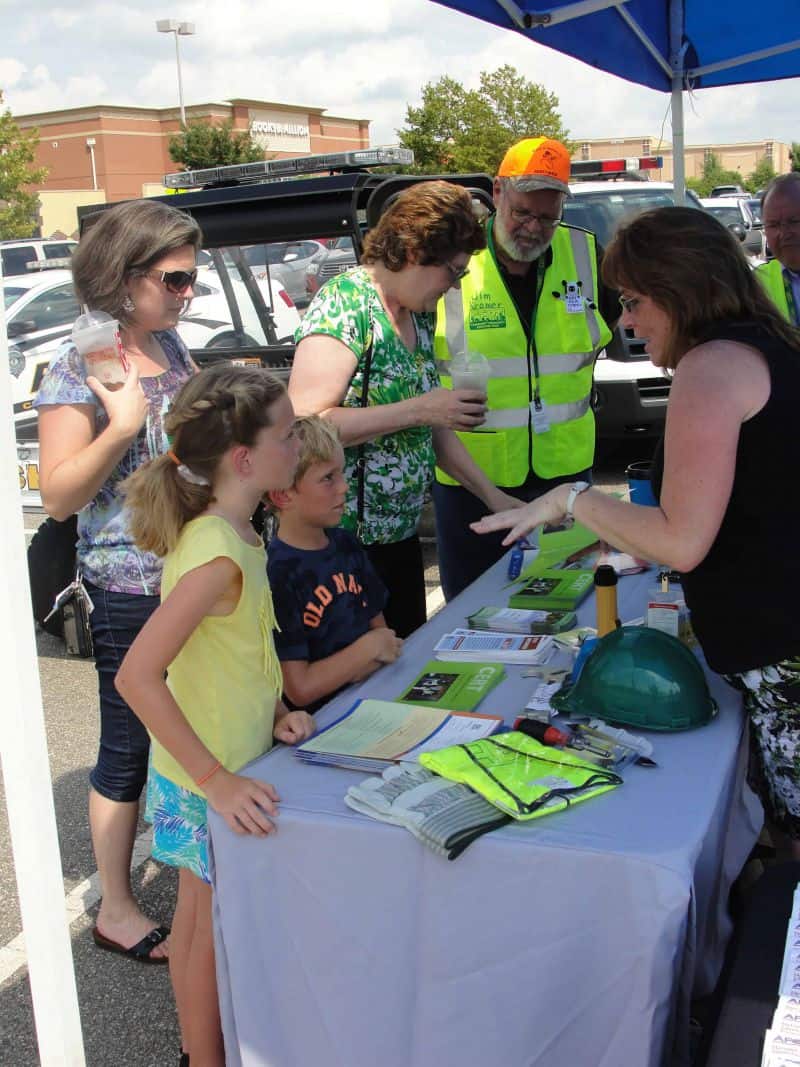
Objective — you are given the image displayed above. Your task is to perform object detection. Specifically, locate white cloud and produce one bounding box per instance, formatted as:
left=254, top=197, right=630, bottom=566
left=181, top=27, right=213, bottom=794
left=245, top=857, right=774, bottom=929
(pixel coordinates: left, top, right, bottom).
left=1, top=0, right=798, bottom=151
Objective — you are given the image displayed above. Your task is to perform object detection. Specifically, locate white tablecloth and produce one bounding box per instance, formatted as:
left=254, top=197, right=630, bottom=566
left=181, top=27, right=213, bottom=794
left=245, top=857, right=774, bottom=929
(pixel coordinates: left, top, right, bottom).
left=209, top=556, right=763, bottom=1067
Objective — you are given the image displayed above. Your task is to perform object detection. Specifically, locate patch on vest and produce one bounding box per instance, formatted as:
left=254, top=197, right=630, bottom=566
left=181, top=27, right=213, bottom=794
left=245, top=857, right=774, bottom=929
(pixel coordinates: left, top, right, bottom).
left=468, top=294, right=507, bottom=330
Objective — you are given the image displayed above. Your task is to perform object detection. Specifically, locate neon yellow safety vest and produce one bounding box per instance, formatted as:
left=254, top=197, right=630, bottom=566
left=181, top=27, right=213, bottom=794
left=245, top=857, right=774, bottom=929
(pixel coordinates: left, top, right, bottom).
left=755, top=258, right=794, bottom=322
left=419, top=732, right=622, bottom=821
left=434, top=221, right=612, bottom=485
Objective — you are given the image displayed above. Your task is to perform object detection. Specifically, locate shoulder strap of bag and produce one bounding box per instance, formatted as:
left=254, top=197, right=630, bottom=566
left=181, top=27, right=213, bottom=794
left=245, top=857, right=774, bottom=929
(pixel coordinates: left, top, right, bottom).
left=355, top=301, right=376, bottom=542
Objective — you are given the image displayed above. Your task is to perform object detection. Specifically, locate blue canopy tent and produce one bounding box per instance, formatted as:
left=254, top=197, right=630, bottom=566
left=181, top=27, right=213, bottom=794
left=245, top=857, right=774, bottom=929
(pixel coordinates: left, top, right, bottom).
left=430, top=0, right=800, bottom=199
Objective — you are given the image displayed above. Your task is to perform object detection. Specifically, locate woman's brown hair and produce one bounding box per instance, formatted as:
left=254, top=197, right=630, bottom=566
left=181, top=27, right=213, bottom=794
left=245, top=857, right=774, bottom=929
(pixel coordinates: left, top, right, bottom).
left=124, top=364, right=286, bottom=556
left=601, top=205, right=800, bottom=368
left=71, top=199, right=202, bottom=326
left=361, top=180, right=486, bottom=271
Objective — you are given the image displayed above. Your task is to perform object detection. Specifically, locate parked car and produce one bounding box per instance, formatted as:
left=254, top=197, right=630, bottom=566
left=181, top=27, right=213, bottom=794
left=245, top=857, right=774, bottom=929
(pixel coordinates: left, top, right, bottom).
left=699, top=197, right=765, bottom=258
left=1, top=238, right=77, bottom=277
left=710, top=184, right=747, bottom=197
left=562, top=177, right=705, bottom=439
left=305, top=236, right=356, bottom=300
left=6, top=255, right=299, bottom=442
left=235, top=240, right=325, bottom=307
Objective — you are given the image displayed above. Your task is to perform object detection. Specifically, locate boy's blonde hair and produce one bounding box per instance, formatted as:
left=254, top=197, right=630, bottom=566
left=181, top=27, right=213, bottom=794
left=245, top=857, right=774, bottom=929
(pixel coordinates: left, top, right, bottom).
left=288, top=415, right=341, bottom=490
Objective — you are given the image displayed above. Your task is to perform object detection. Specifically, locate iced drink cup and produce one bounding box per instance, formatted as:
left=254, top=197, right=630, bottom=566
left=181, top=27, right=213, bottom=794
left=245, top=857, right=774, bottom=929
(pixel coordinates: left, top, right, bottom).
left=449, top=350, right=490, bottom=394
left=72, top=310, right=128, bottom=389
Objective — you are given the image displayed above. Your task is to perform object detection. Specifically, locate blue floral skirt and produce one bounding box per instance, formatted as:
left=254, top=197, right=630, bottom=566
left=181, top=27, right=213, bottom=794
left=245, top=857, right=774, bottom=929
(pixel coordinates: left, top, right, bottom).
left=144, top=766, right=211, bottom=884
left=726, top=656, right=800, bottom=837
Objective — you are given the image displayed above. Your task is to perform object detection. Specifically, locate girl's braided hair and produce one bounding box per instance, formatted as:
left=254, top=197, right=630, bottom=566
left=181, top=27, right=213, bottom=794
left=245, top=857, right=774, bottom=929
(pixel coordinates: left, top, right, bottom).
left=124, top=363, right=286, bottom=556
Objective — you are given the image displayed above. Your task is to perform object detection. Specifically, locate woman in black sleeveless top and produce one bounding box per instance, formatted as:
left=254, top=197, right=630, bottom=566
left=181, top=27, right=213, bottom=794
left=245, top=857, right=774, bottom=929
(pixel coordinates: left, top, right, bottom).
left=472, top=206, right=800, bottom=852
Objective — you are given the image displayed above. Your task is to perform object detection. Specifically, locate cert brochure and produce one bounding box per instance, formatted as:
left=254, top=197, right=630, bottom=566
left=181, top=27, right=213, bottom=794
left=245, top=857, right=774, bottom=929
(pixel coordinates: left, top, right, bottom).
left=433, top=628, right=553, bottom=664
left=295, top=698, right=504, bottom=772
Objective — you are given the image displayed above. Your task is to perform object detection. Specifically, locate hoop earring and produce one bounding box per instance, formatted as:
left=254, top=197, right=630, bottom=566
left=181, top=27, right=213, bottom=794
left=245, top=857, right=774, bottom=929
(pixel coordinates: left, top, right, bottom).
left=121, top=295, right=135, bottom=313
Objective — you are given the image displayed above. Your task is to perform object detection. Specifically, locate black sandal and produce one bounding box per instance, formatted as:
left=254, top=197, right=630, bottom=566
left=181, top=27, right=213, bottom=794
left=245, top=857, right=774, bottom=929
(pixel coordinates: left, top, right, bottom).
left=92, top=924, right=170, bottom=964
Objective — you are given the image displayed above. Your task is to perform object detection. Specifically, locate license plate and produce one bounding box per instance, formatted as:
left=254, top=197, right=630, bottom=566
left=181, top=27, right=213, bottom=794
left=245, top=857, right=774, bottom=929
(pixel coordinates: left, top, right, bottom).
left=17, top=444, right=42, bottom=506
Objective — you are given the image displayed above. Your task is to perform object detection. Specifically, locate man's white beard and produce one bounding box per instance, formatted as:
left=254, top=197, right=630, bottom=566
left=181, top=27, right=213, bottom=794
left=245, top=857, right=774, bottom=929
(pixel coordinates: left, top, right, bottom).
left=494, top=212, right=553, bottom=263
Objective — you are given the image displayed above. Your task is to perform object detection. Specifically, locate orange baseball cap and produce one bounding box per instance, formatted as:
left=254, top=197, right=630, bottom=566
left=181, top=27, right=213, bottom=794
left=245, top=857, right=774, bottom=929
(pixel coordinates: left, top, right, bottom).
left=497, top=137, right=571, bottom=195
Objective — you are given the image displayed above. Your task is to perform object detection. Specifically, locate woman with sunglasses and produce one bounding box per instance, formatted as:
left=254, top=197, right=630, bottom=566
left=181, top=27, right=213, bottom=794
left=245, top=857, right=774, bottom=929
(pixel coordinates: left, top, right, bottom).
left=289, top=181, right=522, bottom=637
left=35, top=199, right=202, bottom=964
left=473, top=206, right=800, bottom=857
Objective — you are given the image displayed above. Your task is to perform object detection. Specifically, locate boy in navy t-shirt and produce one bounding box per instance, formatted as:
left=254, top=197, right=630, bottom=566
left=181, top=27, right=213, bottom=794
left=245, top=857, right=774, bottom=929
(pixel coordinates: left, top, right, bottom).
left=267, top=416, right=403, bottom=711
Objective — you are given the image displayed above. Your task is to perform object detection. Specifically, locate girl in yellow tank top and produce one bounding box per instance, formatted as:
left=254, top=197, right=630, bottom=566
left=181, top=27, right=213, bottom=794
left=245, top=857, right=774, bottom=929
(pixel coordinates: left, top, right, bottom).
left=116, top=364, right=315, bottom=1067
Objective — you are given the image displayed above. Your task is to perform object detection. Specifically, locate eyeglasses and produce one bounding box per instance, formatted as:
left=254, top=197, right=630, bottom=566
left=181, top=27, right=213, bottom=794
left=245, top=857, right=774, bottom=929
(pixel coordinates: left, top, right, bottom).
left=763, top=217, right=800, bottom=233
left=148, top=268, right=198, bottom=294
left=508, top=207, right=562, bottom=230
left=619, top=295, right=641, bottom=314
left=442, top=260, right=470, bottom=283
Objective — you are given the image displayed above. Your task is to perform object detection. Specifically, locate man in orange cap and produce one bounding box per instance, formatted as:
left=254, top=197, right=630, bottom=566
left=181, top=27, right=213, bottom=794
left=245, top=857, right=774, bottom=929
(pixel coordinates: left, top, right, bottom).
left=432, top=136, right=618, bottom=600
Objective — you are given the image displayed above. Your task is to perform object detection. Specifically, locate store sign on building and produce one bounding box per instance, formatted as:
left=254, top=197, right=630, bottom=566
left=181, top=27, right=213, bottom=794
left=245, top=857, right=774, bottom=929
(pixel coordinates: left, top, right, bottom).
left=248, top=111, right=311, bottom=152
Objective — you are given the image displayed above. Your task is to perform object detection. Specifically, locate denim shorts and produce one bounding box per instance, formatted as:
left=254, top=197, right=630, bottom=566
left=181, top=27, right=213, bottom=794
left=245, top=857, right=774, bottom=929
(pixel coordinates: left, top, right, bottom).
left=85, top=581, right=160, bottom=803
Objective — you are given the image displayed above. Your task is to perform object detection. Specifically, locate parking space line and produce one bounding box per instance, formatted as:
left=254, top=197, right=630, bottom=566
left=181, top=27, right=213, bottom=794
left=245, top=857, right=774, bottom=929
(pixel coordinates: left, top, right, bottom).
left=0, top=827, right=154, bottom=985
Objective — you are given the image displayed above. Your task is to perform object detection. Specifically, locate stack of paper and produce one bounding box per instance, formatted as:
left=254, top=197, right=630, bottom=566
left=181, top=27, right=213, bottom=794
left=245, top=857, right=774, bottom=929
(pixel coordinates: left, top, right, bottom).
left=762, top=881, right=800, bottom=1065
left=295, top=698, right=503, bottom=773
left=345, top=764, right=510, bottom=860
left=433, top=628, right=553, bottom=664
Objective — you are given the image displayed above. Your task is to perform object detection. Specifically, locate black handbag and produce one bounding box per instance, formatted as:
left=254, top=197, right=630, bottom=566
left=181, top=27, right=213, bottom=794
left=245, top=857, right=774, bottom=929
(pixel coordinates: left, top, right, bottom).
left=28, top=514, right=94, bottom=657
left=27, top=514, right=79, bottom=638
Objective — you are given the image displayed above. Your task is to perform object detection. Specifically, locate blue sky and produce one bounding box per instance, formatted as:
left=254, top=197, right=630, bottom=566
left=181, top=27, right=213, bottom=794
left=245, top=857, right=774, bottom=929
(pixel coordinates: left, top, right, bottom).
left=1, top=0, right=798, bottom=150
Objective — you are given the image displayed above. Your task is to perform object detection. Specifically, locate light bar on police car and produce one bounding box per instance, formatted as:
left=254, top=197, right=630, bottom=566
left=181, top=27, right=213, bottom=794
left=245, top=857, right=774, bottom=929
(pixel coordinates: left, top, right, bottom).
left=163, top=146, right=415, bottom=189
left=570, top=156, right=663, bottom=179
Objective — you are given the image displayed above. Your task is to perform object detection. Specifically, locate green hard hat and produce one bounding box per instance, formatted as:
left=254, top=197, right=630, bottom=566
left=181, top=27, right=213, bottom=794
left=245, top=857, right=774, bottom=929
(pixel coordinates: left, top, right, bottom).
left=551, top=626, right=717, bottom=731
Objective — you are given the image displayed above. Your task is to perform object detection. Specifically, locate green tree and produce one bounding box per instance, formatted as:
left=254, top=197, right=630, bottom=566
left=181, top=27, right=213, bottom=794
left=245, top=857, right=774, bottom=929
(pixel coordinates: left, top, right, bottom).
left=790, top=142, right=800, bottom=172
left=686, top=152, right=743, bottom=198
left=0, top=100, right=48, bottom=239
left=745, top=157, right=776, bottom=193
left=168, top=119, right=264, bottom=170
left=398, top=65, right=572, bottom=175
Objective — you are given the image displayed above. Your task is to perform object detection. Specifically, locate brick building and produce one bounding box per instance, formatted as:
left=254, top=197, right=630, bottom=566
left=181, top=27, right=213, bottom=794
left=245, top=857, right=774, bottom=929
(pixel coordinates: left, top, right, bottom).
left=16, top=98, right=371, bottom=236
left=572, top=135, right=792, bottom=184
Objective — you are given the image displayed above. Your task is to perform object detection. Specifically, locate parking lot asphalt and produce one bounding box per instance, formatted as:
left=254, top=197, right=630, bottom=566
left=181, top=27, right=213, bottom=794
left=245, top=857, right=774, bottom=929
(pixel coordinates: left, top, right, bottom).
left=0, top=440, right=649, bottom=1066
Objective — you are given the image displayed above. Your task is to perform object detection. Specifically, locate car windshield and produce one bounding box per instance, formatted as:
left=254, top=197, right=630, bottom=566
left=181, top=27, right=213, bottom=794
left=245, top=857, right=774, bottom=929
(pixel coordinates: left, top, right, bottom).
left=4, top=286, right=28, bottom=310
left=747, top=199, right=763, bottom=223
left=561, top=189, right=688, bottom=248
left=704, top=204, right=742, bottom=227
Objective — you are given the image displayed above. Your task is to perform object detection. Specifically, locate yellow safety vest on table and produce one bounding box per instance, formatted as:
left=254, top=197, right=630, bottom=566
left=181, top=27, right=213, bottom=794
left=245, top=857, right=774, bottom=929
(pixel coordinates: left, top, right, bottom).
left=434, top=220, right=612, bottom=485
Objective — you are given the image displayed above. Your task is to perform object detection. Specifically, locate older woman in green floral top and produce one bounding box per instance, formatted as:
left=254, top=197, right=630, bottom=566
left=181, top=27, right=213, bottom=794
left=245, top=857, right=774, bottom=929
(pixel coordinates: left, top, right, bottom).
left=289, top=181, right=521, bottom=637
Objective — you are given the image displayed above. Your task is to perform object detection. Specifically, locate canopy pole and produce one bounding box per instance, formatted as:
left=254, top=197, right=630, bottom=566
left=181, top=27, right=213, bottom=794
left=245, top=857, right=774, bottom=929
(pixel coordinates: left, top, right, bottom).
left=669, top=0, right=686, bottom=205
left=0, top=287, right=86, bottom=1064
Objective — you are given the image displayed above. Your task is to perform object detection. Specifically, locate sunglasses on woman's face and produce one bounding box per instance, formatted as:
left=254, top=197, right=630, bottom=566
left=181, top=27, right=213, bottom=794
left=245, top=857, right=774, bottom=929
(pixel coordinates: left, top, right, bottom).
left=147, top=268, right=198, bottom=294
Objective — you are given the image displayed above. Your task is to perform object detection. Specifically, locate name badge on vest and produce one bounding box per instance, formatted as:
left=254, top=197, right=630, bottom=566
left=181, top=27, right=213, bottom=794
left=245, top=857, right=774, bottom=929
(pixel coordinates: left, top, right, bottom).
left=564, top=280, right=585, bottom=315
left=530, top=399, right=551, bottom=434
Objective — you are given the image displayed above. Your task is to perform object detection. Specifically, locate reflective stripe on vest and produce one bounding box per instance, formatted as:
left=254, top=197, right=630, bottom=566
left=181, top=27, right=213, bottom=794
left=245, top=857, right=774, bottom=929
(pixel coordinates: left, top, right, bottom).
left=434, top=224, right=612, bottom=484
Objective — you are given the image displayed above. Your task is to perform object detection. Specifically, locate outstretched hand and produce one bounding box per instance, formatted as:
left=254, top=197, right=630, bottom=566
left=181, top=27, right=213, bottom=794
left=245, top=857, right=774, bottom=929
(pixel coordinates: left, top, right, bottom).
left=471, top=486, right=568, bottom=546
left=203, top=768, right=281, bottom=836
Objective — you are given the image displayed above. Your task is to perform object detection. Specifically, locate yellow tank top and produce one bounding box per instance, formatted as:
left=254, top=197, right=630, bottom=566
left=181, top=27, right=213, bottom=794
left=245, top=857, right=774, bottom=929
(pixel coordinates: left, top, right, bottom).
left=151, top=514, right=283, bottom=795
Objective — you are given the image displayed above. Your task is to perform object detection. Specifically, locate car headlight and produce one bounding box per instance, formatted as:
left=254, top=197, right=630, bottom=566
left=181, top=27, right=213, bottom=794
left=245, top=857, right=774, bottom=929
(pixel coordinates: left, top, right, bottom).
left=306, top=262, right=320, bottom=276
left=8, top=347, right=25, bottom=378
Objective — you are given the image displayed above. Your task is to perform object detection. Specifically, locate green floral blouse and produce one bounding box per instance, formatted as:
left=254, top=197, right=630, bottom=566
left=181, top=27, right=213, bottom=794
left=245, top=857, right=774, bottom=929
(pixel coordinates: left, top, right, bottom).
left=295, top=267, right=438, bottom=545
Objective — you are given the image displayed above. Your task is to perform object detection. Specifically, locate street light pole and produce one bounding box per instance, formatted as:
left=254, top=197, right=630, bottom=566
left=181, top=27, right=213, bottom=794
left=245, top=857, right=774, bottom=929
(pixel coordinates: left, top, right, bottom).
left=155, top=19, right=196, bottom=127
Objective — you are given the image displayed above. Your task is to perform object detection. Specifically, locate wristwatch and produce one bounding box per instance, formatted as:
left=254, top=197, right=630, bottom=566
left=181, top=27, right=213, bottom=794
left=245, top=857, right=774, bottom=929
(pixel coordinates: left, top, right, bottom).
left=565, top=480, right=591, bottom=521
